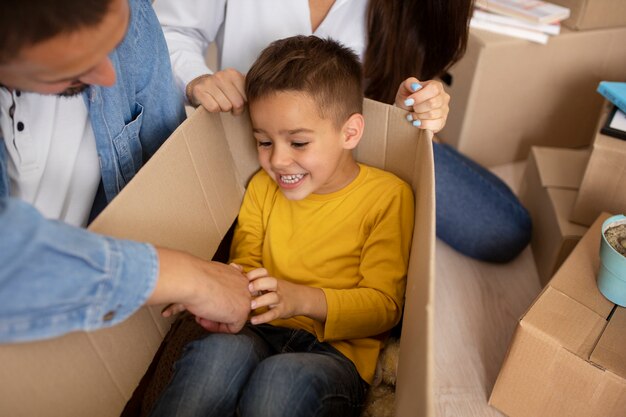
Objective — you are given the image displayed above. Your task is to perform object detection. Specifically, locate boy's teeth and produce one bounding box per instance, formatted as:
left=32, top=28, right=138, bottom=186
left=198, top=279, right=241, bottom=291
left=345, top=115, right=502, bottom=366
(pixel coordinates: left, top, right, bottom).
left=281, top=174, right=304, bottom=184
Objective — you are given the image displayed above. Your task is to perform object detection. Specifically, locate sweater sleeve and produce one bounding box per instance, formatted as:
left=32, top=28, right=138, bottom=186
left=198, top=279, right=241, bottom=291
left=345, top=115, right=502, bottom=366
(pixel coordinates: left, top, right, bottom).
left=153, top=0, right=227, bottom=95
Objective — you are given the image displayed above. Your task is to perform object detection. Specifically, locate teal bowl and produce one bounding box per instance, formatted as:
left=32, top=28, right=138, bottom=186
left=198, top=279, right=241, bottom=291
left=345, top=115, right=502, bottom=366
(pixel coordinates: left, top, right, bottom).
left=598, top=214, right=626, bottom=307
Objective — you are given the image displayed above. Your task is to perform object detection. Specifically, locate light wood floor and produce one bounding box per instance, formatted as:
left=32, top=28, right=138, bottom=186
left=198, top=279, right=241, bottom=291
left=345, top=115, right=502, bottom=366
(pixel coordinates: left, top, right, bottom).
left=434, top=161, right=542, bottom=417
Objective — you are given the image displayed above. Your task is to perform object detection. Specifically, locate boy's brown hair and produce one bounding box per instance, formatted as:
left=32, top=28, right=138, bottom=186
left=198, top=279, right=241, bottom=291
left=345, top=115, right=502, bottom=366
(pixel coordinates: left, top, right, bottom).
left=245, top=35, right=363, bottom=128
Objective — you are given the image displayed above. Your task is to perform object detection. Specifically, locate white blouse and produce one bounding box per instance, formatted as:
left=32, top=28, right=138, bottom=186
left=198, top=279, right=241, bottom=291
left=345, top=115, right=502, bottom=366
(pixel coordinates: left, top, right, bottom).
left=153, top=0, right=368, bottom=95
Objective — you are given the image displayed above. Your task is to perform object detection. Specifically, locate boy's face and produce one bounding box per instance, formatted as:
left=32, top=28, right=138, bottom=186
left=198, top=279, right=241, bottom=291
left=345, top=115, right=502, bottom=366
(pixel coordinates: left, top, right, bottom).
left=250, top=91, right=361, bottom=200
left=0, top=0, right=128, bottom=95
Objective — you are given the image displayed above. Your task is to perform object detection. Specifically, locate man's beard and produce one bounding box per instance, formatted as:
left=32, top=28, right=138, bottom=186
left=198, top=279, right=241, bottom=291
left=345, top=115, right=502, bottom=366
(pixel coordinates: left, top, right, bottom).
left=58, top=82, right=89, bottom=97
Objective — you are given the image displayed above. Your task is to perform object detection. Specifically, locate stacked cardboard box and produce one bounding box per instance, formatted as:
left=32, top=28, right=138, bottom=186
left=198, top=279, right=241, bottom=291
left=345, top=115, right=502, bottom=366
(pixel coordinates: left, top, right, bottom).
left=520, top=146, right=590, bottom=286
left=489, top=213, right=626, bottom=417
left=439, top=22, right=626, bottom=167
left=0, top=100, right=437, bottom=417
left=571, top=103, right=626, bottom=226
left=551, top=0, right=626, bottom=30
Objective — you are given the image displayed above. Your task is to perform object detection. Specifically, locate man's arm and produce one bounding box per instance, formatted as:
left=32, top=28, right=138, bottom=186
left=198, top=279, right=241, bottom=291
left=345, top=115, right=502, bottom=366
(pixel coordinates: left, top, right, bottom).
left=0, top=198, right=250, bottom=343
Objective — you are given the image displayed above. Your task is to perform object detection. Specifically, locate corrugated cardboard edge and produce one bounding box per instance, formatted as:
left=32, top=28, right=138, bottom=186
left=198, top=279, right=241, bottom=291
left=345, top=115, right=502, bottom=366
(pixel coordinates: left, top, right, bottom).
left=384, top=113, right=435, bottom=417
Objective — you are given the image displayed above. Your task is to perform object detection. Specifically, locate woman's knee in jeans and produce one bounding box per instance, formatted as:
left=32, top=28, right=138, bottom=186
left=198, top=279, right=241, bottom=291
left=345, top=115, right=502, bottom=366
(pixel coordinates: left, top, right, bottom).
left=433, top=142, right=532, bottom=262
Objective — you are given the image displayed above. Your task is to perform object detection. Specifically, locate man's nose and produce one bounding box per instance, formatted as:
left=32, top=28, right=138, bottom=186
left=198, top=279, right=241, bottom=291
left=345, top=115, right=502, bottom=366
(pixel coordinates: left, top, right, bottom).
left=80, top=57, right=116, bottom=87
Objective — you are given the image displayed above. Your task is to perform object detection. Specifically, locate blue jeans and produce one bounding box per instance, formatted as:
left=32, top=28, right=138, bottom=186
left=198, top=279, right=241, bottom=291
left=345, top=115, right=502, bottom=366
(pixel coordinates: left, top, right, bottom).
left=149, top=324, right=368, bottom=417
left=434, top=143, right=532, bottom=263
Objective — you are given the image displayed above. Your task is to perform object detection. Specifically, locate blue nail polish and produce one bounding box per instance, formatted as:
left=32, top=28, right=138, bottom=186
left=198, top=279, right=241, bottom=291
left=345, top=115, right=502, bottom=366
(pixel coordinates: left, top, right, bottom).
left=412, top=120, right=422, bottom=128
left=411, top=82, right=422, bottom=92
left=406, top=114, right=413, bottom=122
left=404, top=98, right=415, bottom=106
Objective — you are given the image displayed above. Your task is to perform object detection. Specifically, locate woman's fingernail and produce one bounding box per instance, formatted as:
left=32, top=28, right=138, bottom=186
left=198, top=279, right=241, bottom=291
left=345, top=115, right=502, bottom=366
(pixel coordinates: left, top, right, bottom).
left=404, top=98, right=415, bottom=106
left=251, top=300, right=257, bottom=309
left=411, top=82, right=422, bottom=92
left=412, top=119, right=422, bottom=128
left=248, top=283, right=254, bottom=292
left=406, top=114, right=413, bottom=122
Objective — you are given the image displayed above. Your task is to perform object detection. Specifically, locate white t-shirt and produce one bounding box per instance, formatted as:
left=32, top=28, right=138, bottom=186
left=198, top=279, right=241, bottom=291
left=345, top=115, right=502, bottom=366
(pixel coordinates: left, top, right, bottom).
left=0, top=89, right=101, bottom=227
left=154, top=0, right=368, bottom=93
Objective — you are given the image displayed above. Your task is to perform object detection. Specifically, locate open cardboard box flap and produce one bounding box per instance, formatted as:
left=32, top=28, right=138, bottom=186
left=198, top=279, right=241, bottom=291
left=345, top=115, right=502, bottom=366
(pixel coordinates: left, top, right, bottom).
left=534, top=147, right=589, bottom=190
left=0, top=99, right=436, bottom=417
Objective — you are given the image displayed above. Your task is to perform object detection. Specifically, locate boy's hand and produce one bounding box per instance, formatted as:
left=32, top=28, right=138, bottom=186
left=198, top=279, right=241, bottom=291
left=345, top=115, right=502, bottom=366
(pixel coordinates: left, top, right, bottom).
left=246, top=268, right=327, bottom=324
left=186, top=68, right=247, bottom=115
left=395, top=77, right=450, bottom=133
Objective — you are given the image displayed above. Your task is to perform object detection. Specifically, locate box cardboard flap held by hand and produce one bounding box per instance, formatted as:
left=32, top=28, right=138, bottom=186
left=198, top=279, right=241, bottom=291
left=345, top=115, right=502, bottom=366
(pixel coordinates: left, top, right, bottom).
left=0, top=99, right=436, bottom=417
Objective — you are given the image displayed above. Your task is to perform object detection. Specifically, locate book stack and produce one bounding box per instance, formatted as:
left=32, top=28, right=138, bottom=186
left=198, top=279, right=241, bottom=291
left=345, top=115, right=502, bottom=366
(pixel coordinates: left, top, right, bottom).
left=472, top=0, right=571, bottom=44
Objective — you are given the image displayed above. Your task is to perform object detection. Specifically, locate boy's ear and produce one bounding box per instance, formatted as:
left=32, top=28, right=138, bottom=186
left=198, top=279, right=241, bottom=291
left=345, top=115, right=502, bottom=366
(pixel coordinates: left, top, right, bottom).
left=342, top=113, right=365, bottom=150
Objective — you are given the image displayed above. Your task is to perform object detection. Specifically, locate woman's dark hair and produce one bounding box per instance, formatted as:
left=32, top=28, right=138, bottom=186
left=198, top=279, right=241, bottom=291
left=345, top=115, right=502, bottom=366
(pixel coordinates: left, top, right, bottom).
left=363, top=0, right=474, bottom=103
left=0, top=0, right=114, bottom=63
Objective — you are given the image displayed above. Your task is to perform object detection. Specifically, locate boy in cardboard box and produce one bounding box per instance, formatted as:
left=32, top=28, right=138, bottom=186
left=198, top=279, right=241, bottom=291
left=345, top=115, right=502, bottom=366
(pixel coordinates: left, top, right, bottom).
left=149, top=36, right=414, bottom=417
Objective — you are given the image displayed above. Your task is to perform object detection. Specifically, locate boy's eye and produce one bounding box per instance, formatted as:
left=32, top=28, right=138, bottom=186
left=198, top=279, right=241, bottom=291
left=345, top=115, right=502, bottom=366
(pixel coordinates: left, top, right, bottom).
left=291, top=142, right=308, bottom=149
left=257, top=141, right=272, bottom=148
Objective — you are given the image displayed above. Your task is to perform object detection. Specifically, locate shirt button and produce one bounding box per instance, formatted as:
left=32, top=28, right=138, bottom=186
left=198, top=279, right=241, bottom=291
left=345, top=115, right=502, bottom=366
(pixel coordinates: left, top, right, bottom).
left=102, top=311, right=116, bottom=322
left=16, top=121, right=24, bottom=132
left=15, top=90, right=21, bottom=97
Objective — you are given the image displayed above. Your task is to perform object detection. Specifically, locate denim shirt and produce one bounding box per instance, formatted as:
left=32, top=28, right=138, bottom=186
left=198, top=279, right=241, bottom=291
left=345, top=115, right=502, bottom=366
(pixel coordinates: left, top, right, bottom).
left=0, top=0, right=186, bottom=343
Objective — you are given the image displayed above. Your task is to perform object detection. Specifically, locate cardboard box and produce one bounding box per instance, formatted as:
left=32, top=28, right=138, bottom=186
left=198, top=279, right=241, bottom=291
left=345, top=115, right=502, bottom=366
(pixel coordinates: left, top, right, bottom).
left=489, top=213, right=626, bottom=417
left=571, top=104, right=626, bottom=226
left=550, top=0, right=626, bottom=30
left=439, top=26, right=626, bottom=167
left=0, top=99, right=436, bottom=417
left=520, top=146, right=590, bottom=286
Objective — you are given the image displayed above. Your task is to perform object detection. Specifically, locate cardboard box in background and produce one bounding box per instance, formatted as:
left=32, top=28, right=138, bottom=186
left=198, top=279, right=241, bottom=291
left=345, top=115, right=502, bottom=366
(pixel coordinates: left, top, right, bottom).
left=439, top=26, right=626, bottom=167
left=571, top=104, right=626, bottom=226
left=489, top=213, right=626, bottom=417
left=0, top=99, right=436, bottom=417
left=550, top=0, right=626, bottom=30
left=520, top=146, right=590, bottom=287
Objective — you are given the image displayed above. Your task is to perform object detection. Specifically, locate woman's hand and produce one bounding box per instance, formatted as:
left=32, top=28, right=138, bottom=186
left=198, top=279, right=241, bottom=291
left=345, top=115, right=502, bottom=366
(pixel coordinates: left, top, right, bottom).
left=186, top=68, right=247, bottom=115
left=395, top=77, right=450, bottom=133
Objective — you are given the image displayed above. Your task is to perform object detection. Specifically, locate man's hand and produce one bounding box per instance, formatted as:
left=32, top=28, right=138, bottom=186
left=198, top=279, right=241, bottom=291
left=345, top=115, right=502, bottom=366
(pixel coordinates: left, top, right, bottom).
left=186, top=68, right=246, bottom=115
left=395, top=77, right=450, bottom=133
left=246, top=268, right=327, bottom=325
left=149, top=248, right=251, bottom=333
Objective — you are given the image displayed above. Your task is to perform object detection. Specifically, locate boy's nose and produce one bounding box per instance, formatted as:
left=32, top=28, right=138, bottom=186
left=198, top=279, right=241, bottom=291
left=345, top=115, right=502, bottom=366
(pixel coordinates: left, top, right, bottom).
left=270, top=146, right=291, bottom=168
left=79, top=57, right=117, bottom=87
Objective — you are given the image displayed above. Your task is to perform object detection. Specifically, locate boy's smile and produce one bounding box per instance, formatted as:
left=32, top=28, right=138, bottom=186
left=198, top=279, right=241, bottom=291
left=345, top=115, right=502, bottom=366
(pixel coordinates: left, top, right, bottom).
left=250, top=91, right=362, bottom=200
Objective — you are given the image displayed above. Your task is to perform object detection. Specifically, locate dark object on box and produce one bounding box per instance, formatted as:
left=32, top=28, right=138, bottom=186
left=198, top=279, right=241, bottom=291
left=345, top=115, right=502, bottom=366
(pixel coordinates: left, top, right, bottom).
left=600, top=106, right=626, bottom=141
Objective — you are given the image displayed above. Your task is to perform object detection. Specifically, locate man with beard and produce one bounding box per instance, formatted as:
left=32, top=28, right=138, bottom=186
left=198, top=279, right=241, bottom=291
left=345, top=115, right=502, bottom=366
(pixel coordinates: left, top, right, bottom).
left=0, top=0, right=251, bottom=343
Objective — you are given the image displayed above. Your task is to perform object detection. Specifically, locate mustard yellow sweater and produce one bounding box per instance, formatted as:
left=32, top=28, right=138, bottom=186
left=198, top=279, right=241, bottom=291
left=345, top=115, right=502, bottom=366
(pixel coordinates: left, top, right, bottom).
left=230, top=164, right=414, bottom=383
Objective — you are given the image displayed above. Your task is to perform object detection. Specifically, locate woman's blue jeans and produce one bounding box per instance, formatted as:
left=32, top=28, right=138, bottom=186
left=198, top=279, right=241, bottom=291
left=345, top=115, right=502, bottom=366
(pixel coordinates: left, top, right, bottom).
left=434, top=143, right=532, bottom=263
left=148, top=324, right=368, bottom=417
